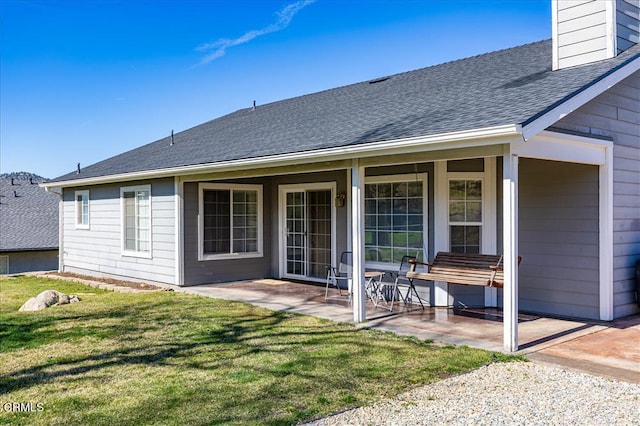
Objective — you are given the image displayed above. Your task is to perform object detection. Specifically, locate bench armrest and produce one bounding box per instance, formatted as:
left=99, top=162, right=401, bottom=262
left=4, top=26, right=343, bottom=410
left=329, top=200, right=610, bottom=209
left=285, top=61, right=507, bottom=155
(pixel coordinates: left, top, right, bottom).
left=408, top=259, right=432, bottom=267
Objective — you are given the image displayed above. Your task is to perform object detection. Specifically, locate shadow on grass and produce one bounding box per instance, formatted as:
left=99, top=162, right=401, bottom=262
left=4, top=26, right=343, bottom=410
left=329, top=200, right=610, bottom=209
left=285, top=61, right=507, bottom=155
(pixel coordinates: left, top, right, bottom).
left=1, top=303, right=449, bottom=390
left=1, top=283, right=500, bottom=424
left=0, top=299, right=178, bottom=352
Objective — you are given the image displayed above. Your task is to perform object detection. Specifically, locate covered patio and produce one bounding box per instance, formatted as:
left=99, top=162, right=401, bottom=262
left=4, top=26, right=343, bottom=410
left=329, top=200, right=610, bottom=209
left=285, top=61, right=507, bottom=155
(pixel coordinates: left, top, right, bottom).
left=181, top=279, right=615, bottom=352
left=341, top=129, right=613, bottom=353
left=180, top=279, right=640, bottom=383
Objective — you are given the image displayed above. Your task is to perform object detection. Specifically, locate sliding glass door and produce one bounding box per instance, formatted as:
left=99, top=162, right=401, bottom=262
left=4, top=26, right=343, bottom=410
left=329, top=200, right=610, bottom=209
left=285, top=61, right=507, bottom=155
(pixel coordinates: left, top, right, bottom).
left=280, top=184, right=335, bottom=281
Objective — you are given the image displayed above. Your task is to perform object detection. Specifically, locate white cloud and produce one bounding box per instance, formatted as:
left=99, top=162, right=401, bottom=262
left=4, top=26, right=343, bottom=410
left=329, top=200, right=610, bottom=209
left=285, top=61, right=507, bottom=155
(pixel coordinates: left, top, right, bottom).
left=196, top=0, right=315, bottom=65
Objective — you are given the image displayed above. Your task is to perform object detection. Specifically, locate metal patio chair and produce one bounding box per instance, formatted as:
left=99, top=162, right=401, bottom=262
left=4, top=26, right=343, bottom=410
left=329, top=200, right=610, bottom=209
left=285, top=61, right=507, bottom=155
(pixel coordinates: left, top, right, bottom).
left=325, top=251, right=353, bottom=304
left=394, top=255, right=425, bottom=309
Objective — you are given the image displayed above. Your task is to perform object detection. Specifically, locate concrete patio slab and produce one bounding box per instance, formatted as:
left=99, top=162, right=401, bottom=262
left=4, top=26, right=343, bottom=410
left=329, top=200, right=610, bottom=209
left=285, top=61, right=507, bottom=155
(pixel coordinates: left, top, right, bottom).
left=177, top=279, right=640, bottom=384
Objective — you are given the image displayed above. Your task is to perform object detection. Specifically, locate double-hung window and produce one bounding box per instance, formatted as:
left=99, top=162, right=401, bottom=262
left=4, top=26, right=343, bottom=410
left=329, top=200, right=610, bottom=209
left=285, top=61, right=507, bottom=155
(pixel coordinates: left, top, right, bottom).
left=364, top=174, right=427, bottom=267
left=75, top=190, right=90, bottom=229
left=199, top=183, right=263, bottom=260
left=448, top=178, right=482, bottom=253
left=121, top=185, right=151, bottom=257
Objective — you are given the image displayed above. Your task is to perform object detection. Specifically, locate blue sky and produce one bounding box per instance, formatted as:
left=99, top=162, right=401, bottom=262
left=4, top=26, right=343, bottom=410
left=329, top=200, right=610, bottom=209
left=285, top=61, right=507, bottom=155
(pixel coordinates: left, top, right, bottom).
left=1, top=0, right=551, bottom=179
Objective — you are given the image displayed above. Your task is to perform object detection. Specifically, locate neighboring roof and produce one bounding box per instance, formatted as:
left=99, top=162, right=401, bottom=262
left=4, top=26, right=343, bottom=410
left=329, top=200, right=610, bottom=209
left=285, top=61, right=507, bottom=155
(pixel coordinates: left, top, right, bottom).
left=50, top=39, right=640, bottom=184
left=0, top=173, right=59, bottom=251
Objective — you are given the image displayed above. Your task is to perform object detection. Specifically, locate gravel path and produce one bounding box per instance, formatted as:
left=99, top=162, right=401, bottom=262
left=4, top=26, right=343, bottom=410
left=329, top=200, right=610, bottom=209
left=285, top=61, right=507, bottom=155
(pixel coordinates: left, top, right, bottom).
left=306, top=362, right=640, bottom=425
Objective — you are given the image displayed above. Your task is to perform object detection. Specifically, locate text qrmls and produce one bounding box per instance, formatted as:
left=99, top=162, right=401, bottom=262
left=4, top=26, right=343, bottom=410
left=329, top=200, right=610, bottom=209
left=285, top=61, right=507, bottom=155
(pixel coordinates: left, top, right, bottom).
left=2, top=402, right=44, bottom=412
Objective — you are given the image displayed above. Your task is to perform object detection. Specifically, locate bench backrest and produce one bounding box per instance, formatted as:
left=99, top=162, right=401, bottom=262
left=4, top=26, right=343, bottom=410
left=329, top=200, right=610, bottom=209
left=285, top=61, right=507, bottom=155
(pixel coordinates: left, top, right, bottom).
left=409, top=252, right=506, bottom=288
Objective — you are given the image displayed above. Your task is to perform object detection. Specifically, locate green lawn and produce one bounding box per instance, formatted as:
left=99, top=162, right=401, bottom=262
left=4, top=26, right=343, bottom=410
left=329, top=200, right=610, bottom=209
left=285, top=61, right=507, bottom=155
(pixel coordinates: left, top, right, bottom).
left=0, top=276, right=518, bottom=425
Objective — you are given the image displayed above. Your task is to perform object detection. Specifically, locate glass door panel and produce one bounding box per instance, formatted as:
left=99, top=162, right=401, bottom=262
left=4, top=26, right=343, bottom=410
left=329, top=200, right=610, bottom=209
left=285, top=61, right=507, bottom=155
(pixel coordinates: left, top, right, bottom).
left=283, top=188, right=333, bottom=280
left=307, top=190, right=332, bottom=279
left=286, top=191, right=306, bottom=276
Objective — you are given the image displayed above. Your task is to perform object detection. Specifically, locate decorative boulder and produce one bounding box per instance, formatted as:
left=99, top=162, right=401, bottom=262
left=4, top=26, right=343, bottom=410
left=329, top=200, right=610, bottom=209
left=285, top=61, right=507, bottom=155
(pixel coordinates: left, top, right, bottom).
left=19, top=290, right=80, bottom=312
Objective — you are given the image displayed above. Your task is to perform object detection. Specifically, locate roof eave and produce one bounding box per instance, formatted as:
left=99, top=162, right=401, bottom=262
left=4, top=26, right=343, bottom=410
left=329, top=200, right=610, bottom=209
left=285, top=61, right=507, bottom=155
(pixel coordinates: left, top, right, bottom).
left=522, top=54, right=640, bottom=141
left=0, top=247, right=59, bottom=252
left=42, top=124, right=523, bottom=189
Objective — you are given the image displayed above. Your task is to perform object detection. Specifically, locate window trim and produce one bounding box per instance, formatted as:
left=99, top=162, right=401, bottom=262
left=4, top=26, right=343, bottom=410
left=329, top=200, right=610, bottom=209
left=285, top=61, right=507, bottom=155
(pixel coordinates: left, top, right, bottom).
left=198, top=183, right=263, bottom=261
left=435, top=159, right=498, bottom=306
left=364, top=173, right=428, bottom=271
left=120, top=184, right=152, bottom=259
left=447, top=174, right=485, bottom=254
left=75, top=190, right=90, bottom=229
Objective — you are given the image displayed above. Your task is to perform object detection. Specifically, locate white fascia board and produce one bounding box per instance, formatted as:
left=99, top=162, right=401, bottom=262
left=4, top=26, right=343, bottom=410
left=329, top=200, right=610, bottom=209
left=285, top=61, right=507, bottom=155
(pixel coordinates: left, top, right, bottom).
left=514, top=130, right=613, bottom=165
left=522, top=56, right=640, bottom=141
left=42, top=124, right=521, bottom=189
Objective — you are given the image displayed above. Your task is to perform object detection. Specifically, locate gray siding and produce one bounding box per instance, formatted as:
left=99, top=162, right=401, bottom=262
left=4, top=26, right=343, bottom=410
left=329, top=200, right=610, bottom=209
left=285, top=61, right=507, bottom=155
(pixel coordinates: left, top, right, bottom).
left=616, top=0, right=640, bottom=53
left=554, top=0, right=639, bottom=68
left=183, top=178, right=272, bottom=285
left=519, top=159, right=600, bottom=319
left=0, top=250, right=58, bottom=274
left=555, top=0, right=610, bottom=69
left=62, top=178, right=176, bottom=284
left=554, top=71, right=640, bottom=318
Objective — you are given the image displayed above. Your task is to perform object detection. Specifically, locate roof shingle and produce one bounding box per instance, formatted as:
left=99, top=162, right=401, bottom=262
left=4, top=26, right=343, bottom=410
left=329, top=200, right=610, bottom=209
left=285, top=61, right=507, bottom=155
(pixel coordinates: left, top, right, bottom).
left=0, top=175, right=59, bottom=251
left=50, top=39, right=640, bottom=183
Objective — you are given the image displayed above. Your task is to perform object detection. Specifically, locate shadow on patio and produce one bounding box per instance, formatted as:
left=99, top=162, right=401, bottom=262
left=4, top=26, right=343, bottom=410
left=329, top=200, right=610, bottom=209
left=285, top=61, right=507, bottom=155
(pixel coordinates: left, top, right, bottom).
left=181, top=279, right=640, bottom=383
left=180, top=279, right=605, bottom=353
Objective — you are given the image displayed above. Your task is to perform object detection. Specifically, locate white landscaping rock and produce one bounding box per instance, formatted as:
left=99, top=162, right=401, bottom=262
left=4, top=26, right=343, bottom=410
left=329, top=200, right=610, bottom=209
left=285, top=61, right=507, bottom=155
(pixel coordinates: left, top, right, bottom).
left=306, top=362, right=640, bottom=426
left=19, top=290, right=80, bottom=312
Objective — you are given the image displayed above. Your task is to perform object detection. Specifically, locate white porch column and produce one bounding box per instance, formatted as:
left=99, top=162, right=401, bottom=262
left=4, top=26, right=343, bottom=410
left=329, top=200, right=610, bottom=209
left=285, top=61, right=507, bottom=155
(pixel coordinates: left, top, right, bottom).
left=599, top=146, right=614, bottom=320
left=433, top=161, right=449, bottom=306
left=483, top=157, right=498, bottom=307
left=351, top=159, right=366, bottom=323
left=503, top=150, right=519, bottom=352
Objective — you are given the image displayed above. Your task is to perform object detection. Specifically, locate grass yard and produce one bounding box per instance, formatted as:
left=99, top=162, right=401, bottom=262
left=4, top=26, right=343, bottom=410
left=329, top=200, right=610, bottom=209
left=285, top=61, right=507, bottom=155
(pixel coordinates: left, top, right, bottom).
left=0, top=276, right=518, bottom=425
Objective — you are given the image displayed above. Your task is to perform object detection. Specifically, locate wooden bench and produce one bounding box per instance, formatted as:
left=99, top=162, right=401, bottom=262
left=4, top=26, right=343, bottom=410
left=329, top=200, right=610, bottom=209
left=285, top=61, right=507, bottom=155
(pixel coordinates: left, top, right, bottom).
left=407, top=252, right=520, bottom=288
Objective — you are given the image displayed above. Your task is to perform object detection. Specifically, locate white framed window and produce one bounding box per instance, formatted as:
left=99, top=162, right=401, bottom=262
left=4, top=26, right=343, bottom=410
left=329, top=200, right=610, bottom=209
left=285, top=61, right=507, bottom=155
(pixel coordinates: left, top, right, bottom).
left=75, top=190, right=90, bottom=229
left=199, top=183, right=263, bottom=261
left=364, top=174, right=427, bottom=269
left=448, top=176, right=483, bottom=253
left=434, top=159, right=497, bottom=307
left=121, top=185, right=152, bottom=258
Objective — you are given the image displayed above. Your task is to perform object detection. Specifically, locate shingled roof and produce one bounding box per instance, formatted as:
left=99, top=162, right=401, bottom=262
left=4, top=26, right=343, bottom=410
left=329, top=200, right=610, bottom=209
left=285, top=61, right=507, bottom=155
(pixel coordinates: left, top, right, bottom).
left=0, top=174, right=59, bottom=251
left=50, top=39, right=640, bottom=184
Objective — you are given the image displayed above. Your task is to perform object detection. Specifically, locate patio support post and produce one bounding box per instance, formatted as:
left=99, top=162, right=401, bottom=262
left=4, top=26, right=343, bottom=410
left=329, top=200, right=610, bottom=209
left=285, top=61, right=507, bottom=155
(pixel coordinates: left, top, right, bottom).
left=433, top=160, right=449, bottom=306
left=599, top=145, right=614, bottom=321
left=503, top=150, right=519, bottom=352
left=351, top=159, right=366, bottom=323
